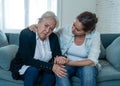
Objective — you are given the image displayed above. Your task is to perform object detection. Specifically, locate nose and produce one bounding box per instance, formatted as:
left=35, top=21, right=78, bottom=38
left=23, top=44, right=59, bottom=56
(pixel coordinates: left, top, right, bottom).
left=72, top=26, right=75, bottom=30
left=46, top=27, right=50, bottom=33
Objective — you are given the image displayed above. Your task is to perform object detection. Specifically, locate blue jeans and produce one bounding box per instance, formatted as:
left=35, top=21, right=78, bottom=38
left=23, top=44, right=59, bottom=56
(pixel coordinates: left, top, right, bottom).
left=56, top=66, right=98, bottom=86
left=23, top=67, right=55, bottom=86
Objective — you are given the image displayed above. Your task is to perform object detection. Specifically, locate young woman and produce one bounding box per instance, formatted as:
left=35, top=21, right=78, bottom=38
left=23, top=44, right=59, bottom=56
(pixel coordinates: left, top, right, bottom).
left=55, top=11, right=100, bottom=86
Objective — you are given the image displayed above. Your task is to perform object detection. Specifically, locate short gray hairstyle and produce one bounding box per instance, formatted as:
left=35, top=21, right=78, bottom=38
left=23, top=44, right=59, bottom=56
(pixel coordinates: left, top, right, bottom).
left=38, top=11, right=59, bottom=28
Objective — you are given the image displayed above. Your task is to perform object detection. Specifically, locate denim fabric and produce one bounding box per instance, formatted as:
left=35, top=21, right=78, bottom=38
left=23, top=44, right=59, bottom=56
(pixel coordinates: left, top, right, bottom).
left=23, top=67, right=39, bottom=86
left=39, top=72, right=55, bottom=86
left=23, top=67, right=55, bottom=86
left=56, top=66, right=98, bottom=86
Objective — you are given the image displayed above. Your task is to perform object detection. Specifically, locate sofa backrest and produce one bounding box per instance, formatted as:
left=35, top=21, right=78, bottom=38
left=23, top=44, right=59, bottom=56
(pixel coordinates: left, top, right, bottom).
left=0, top=30, right=8, bottom=47
left=101, top=34, right=120, bottom=48
left=6, top=33, right=20, bottom=46
left=5, top=33, right=120, bottom=49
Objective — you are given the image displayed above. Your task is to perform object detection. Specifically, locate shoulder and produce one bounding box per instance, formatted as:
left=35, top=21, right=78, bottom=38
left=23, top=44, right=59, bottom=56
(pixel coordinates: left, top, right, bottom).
left=20, top=27, right=35, bottom=35
left=20, top=27, right=36, bottom=38
left=93, top=30, right=100, bottom=36
left=86, top=30, right=100, bottom=39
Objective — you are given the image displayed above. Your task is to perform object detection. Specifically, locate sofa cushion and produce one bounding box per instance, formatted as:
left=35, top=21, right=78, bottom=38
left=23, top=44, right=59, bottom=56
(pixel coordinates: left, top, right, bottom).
left=97, top=60, right=120, bottom=82
left=0, top=68, right=23, bottom=84
left=106, top=36, right=120, bottom=71
left=0, top=30, right=8, bottom=47
left=99, top=43, right=106, bottom=59
left=0, top=45, right=18, bottom=70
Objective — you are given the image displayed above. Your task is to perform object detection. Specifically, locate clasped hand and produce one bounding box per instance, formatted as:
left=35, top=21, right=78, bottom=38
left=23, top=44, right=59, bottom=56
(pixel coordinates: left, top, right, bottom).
left=52, top=56, right=69, bottom=78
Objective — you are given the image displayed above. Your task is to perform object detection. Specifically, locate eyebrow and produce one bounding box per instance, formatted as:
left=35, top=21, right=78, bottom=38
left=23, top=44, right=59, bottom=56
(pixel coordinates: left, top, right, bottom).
left=73, top=23, right=79, bottom=30
left=44, top=23, right=55, bottom=30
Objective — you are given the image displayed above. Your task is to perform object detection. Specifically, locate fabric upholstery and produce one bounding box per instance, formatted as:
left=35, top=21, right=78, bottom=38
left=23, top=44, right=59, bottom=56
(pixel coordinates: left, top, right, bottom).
left=0, top=68, right=23, bottom=84
left=99, top=43, right=106, bottom=59
left=0, top=45, right=18, bottom=70
left=106, top=36, right=120, bottom=71
left=97, top=60, right=120, bottom=82
left=0, top=30, right=8, bottom=47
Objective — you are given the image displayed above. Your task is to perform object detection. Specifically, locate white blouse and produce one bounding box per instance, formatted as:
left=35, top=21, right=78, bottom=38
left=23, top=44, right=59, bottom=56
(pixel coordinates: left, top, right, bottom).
left=66, top=42, right=87, bottom=61
left=19, top=33, right=52, bottom=75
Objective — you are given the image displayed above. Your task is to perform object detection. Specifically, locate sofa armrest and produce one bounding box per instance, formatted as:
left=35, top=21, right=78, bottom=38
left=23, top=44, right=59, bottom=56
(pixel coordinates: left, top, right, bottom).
left=0, top=45, right=18, bottom=70
left=106, top=36, right=120, bottom=71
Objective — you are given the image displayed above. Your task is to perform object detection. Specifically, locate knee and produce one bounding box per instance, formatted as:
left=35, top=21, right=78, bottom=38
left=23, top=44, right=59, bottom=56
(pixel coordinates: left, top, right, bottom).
left=25, top=67, right=39, bottom=77
left=82, top=66, right=97, bottom=79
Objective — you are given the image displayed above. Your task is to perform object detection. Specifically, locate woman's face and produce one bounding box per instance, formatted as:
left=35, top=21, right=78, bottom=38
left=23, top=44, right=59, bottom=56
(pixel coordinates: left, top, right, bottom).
left=72, top=19, right=86, bottom=36
left=37, top=17, right=56, bottom=40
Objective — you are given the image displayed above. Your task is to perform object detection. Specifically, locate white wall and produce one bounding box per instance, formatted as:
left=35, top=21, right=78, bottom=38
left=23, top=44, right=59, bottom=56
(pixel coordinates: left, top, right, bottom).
left=60, top=0, right=120, bottom=33
left=96, top=0, right=120, bottom=33
left=60, top=0, right=96, bottom=27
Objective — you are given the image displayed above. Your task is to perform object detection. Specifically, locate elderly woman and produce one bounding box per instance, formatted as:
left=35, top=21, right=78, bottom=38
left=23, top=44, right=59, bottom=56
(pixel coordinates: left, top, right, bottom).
left=10, top=11, right=66, bottom=86
left=55, top=11, right=100, bottom=86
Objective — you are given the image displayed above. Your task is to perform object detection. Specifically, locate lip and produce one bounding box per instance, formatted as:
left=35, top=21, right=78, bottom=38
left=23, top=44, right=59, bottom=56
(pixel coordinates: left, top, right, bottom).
left=43, top=33, right=47, bottom=35
left=42, top=32, right=46, bottom=35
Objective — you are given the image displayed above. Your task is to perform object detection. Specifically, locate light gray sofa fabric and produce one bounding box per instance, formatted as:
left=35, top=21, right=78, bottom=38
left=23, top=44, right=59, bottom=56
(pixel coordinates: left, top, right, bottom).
left=0, top=45, right=18, bottom=70
left=0, top=32, right=22, bottom=86
left=106, top=36, right=120, bottom=71
left=97, top=60, right=120, bottom=82
left=0, top=30, right=8, bottom=47
left=0, top=68, right=23, bottom=84
left=99, top=43, right=106, bottom=59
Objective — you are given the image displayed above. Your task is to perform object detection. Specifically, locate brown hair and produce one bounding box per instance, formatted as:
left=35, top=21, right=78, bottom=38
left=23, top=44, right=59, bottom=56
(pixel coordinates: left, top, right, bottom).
left=77, top=11, right=98, bottom=32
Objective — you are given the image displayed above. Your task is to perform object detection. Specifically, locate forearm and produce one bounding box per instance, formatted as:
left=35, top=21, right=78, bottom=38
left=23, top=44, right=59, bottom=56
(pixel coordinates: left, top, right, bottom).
left=66, top=59, right=94, bottom=66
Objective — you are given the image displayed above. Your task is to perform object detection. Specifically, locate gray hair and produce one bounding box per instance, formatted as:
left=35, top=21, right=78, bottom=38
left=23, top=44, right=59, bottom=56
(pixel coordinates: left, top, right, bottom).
left=38, top=11, right=59, bottom=28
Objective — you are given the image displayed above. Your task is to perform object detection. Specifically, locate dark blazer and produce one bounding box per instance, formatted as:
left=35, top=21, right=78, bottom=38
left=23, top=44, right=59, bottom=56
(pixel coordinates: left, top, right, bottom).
left=10, top=28, right=61, bottom=80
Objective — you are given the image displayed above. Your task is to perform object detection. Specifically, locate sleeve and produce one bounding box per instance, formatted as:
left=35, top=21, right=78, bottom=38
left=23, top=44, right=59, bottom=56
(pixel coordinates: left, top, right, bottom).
left=87, top=32, right=101, bottom=65
left=50, top=33, right=62, bottom=58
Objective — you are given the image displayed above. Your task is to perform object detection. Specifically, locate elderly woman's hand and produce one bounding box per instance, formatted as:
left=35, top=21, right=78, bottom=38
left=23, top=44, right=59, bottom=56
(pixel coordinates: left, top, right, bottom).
left=54, top=56, right=69, bottom=65
left=52, top=64, right=67, bottom=78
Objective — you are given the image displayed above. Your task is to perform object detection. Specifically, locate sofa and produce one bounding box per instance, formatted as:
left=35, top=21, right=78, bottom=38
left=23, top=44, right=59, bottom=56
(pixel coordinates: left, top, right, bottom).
left=0, top=31, right=120, bottom=86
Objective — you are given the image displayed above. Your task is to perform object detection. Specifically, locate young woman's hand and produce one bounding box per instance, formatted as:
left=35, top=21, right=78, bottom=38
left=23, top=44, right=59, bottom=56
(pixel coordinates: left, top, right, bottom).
left=54, top=56, right=69, bottom=65
left=29, top=24, right=38, bottom=32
